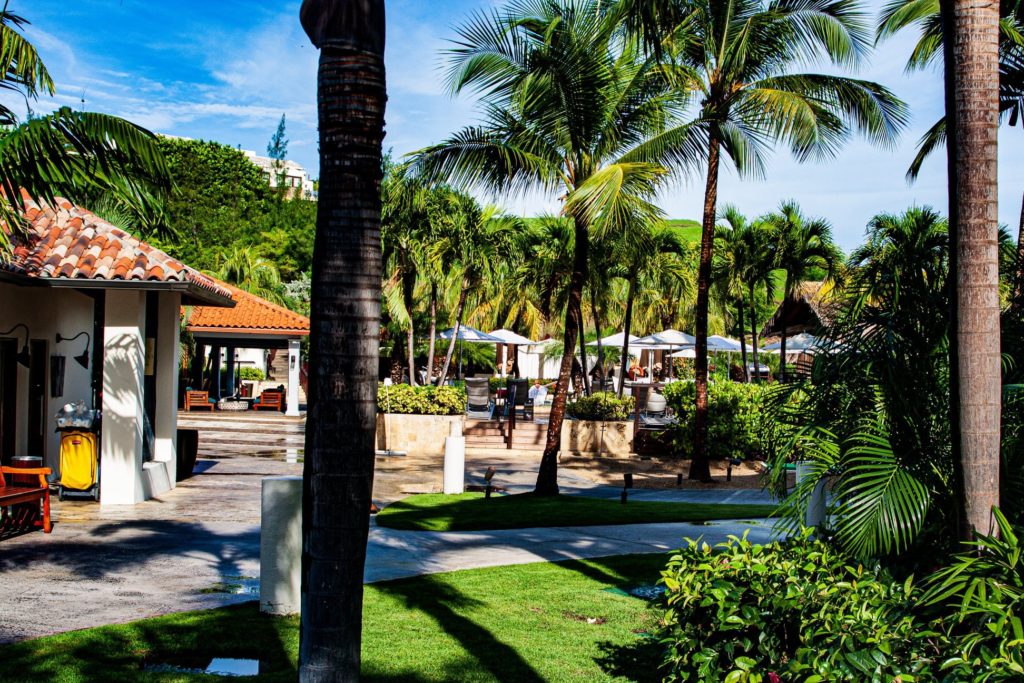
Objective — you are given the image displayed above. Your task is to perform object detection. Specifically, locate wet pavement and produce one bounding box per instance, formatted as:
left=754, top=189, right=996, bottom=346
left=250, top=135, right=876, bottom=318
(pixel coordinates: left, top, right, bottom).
left=0, top=412, right=777, bottom=643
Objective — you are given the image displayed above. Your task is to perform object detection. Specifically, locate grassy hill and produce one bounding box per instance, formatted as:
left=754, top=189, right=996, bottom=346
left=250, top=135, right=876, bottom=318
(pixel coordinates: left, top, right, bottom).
left=666, top=218, right=702, bottom=243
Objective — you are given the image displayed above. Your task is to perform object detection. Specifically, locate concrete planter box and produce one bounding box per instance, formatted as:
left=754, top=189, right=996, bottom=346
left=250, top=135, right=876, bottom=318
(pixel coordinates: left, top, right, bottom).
left=376, top=413, right=465, bottom=456
left=560, top=419, right=634, bottom=458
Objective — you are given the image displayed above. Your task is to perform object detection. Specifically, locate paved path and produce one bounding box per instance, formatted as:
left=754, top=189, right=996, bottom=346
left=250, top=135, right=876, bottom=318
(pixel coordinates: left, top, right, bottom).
left=0, top=442, right=780, bottom=643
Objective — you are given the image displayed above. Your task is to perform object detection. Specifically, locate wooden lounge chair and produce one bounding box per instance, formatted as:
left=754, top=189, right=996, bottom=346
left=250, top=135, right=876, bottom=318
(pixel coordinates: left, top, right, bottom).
left=0, top=465, right=52, bottom=536
left=185, top=390, right=215, bottom=412
left=254, top=390, right=284, bottom=412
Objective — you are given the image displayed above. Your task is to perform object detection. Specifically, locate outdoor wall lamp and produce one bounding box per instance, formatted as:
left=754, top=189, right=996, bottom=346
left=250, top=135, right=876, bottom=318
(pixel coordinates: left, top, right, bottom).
left=0, top=323, right=31, bottom=367
left=56, top=330, right=91, bottom=370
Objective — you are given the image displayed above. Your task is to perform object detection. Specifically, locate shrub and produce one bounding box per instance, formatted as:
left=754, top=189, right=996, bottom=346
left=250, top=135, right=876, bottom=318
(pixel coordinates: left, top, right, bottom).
left=658, top=531, right=943, bottom=682
left=566, top=391, right=634, bottom=421
left=662, top=381, right=765, bottom=460
left=921, top=508, right=1024, bottom=681
left=238, top=367, right=266, bottom=381
left=376, top=383, right=466, bottom=415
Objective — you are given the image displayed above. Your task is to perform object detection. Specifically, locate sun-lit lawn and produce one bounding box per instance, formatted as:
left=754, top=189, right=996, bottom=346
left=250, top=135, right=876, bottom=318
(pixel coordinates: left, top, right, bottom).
left=0, top=555, right=670, bottom=682
left=375, top=492, right=776, bottom=532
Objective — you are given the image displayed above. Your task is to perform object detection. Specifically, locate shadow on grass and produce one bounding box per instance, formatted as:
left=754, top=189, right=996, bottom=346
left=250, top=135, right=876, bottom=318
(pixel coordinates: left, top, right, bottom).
left=375, top=573, right=546, bottom=682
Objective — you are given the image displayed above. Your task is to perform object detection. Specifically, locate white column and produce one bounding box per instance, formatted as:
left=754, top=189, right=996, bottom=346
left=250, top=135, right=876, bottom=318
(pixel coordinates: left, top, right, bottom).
left=260, top=476, right=303, bottom=615
left=153, top=293, right=180, bottom=486
left=286, top=338, right=301, bottom=416
left=100, top=290, right=146, bottom=505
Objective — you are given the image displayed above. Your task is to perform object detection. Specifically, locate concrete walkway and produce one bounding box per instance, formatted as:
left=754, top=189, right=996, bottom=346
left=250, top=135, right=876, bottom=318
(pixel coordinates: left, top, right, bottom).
left=0, top=447, right=780, bottom=643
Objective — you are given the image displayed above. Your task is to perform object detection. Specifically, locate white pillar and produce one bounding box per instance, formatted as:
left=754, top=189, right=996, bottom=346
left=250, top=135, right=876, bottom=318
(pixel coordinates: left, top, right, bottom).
left=260, top=476, right=303, bottom=615
left=443, top=421, right=465, bottom=495
left=100, top=290, right=146, bottom=505
left=153, top=293, right=180, bottom=486
left=286, top=338, right=301, bottom=416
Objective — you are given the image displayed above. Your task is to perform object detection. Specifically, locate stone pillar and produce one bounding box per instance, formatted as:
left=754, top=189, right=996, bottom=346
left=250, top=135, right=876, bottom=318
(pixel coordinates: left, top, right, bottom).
left=225, top=347, right=236, bottom=396
left=211, top=346, right=222, bottom=399
left=100, top=290, right=146, bottom=505
left=260, top=476, right=302, bottom=615
left=152, top=293, right=180, bottom=487
left=286, top=338, right=301, bottom=416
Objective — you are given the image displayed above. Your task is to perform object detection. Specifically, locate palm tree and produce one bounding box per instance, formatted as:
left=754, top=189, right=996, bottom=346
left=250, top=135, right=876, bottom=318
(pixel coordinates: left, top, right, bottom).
left=412, top=0, right=695, bottom=495
left=298, top=1, right=386, bottom=680
left=624, top=0, right=907, bottom=480
left=714, top=207, right=758, bottom=381
left=766, top=201, right=841, bottom=381
left=878, top=0, right=1024, bottom=304
left=947, top=0, right=1003, bottom=539
left=217, top=246, right=284, bottom=303
left=0, top=8, right=171, bottom=250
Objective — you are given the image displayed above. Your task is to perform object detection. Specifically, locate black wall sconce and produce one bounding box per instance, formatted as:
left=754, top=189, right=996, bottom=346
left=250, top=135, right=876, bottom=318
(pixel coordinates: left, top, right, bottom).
left=0, top=323, right=31, bottom=368
left=56, top=331, right=91, bottom=370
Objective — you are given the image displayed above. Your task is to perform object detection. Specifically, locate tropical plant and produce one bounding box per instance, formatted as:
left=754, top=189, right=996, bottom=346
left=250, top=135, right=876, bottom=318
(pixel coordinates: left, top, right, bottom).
left=621, top=0, right=907, bottom=481
left=565, top=391, right=635, bottom=420
left=412, top=0, right=698, bottom=495
left=0, top=7, right=172, bottom=251
left=765, top=208, right=956, bottom=561
left=217, top=246, right=284, bottom=303
left=376, top=383, right=467, bottom=415
left=766, top=201, right=842, bottom=381
left=298, top=0, right=386, bottom=680
left=663, top=380, right=768, bottom=461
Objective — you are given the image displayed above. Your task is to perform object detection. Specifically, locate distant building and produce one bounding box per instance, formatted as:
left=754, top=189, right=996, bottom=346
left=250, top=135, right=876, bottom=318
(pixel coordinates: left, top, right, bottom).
left=242, top=151, right=317, bottom=200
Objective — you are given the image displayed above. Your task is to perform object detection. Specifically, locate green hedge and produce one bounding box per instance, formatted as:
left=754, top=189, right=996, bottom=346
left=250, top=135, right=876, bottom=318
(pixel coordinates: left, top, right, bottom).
left=566, top=392, right=635, bottom=421
left=238, top=367, right=266, bottom=381
left=659, top=531, right=940, bottom=682
left=661, top=381, right=766, bottom=460
left=377, top=383, right=466, bottom=415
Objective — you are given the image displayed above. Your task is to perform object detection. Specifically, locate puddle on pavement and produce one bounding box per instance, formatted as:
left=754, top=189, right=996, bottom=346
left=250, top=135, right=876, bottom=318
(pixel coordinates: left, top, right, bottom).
left=200, top=576, right=259, bottom=596
left=604, top=584, right=665, bottom=601
left=144, top=657, right=264, bottom=677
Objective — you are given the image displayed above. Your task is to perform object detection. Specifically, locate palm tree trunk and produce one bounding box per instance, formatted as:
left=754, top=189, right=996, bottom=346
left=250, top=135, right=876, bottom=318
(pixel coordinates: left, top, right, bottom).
left=437, top=282, right=468, bottom=386
left=750, top=283, right=760, bottom=384
left=426, top=282, right=438, bottom=384
left=536, top=217, right=588, bottom=496
left=948, top=0, right=1002, bottom=539
left=782, top=278, right=790, bottom=385
left=403, top=270, right=416, bottom=385
left=578, top=300, right=592, bottom=396
left=1014, top=190, right=1024, bottom=307
left=689, top=136, right=720, bottom=482
left=592, top=289, right=605, bottom=388
left=298, top=1, right=386, bottom=679
left=618, top=275, right=637, bottom=397
left=737, top=296, right=748, bottom=382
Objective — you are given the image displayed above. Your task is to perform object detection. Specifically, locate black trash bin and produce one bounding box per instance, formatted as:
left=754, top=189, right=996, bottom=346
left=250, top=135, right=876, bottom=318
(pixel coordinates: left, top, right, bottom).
left=176, top=428, right=199, bottom=481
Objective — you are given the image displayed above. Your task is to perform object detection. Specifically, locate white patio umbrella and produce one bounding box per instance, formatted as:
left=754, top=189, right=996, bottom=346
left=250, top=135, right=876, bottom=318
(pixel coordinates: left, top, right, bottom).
left=586, top=331, right=640, bottom=347
left=438, top=326, right=503, bottom=380
left=634, top=329, right=696, bottom=380
left=489, top=328, right=539, bottom=377
left=761, top=332, right=828, bottom=355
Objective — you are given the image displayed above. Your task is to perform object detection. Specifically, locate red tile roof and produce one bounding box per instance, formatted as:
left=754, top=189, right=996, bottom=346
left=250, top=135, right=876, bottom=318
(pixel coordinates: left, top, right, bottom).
left=186, top=280, right=310, bottom=336
left=2, top=197, right=233, bottom=305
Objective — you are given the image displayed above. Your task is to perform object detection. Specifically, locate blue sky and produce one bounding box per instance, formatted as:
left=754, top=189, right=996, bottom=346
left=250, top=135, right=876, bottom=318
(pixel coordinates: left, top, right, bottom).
left=7, top=0, right=1023, bottom=251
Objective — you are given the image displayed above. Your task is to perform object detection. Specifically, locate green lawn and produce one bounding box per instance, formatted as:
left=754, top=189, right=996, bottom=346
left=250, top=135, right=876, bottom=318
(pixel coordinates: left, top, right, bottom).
left=375, top=492, right=776, bottom=532
left=0, top=555, right=670, bottom=682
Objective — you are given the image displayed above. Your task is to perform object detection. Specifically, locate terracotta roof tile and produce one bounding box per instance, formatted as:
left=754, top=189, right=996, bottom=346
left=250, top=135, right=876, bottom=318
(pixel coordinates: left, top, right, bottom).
left=2, top=197, right=232, bottom=303
left=186, top=279, right=309, bottom=336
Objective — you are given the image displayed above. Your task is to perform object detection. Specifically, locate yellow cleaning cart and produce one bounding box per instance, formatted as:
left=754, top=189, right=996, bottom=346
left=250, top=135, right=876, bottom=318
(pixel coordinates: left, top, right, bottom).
left=58, top=430, right=98, bottom=501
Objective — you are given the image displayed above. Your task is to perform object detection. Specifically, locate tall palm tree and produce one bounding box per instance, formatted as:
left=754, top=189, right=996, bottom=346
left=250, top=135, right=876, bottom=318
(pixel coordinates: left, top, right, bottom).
left=298, top=1, right=386, bottom=680
left=412, top=0, right=696, bottom=495
left=625, top=0, right=907, bottom=480
left=766, top=201, right=841, bottom=381
left=714, top=207, right=758, bottom=381
left=878, top=0, right=1024, bottom=304
left=0, top=8, right=171, bottom=250
left=947, top=0, right=1003, bottom=539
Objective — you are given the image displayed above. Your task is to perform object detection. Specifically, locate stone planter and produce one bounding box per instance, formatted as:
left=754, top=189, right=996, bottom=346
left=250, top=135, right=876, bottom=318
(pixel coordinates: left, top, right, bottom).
left=560, top=419, right=634, bottom=457
left=376, top=413, right=465, bottom=456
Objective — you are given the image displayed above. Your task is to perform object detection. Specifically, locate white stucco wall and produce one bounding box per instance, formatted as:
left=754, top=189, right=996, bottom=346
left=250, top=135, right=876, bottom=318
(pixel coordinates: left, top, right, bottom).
left=0, top=283, right=95, bottom=477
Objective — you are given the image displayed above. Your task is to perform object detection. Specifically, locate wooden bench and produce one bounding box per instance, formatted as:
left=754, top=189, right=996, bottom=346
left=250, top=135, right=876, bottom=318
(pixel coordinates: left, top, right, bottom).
left=0, top=465, right=52, bottom=536
left=254, top=390, right=284, bottom=412
left=185, top=390, right=215, bottom=411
